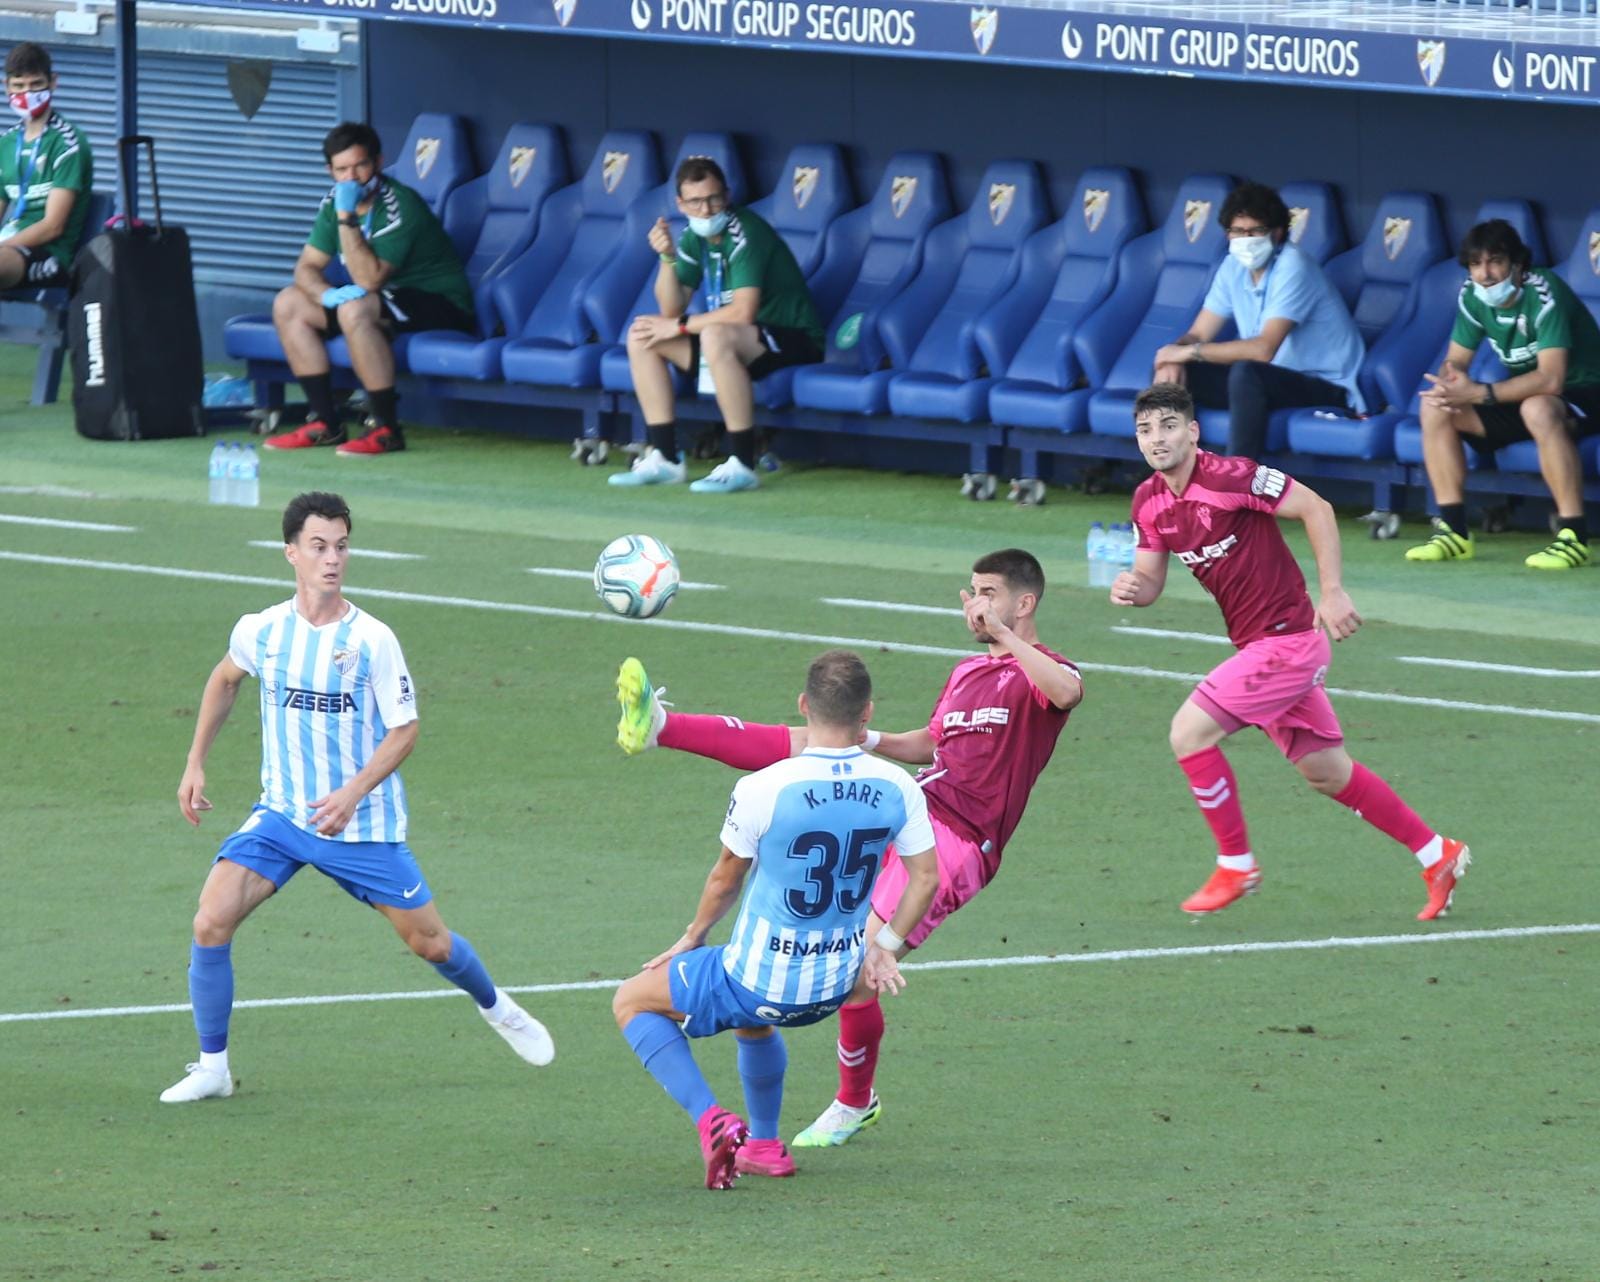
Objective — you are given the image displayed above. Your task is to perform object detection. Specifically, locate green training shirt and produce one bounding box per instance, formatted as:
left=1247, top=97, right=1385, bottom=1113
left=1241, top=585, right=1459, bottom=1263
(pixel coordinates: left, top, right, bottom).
left=0, top=112, right=93, bottom=265
left=675, top=206, right=822, bottom=345
left=309, top=177, right=472, bottom=317
left=1450, top=267, right=1600, bottom=388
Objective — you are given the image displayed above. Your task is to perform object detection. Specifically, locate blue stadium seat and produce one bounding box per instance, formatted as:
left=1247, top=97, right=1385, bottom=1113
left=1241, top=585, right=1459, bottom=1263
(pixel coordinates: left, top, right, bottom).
left=388, top=113, right=473, bottom=226
left=795, top=158, right=1048, bottom=417
left=985, top=167, right=1144, bottom=431
left=405, top=130, right=660, bottom=385
left=748, top=143, right=853, bottom=279
left=1082, top=173, right=1236, bottom=439
left=594, top=133, right=752, bottom=398
left=1278, top=180, right=1348, bottom=267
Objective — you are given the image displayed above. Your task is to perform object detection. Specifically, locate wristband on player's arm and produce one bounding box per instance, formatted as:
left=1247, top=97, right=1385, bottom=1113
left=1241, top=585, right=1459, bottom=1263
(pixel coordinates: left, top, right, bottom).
left=874, top=923, right=905, bottom=954
left=862, top=729, right=882, bottom=752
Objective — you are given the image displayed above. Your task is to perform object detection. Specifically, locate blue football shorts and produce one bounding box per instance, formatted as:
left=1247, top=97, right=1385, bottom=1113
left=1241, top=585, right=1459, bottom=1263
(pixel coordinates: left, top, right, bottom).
left=215, top=806, right=433, bottom=909
left=667, top=945, right=847, bottom=1039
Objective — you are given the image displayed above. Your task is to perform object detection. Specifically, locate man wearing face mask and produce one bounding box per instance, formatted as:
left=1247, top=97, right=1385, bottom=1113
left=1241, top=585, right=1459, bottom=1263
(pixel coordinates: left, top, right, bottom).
left=614, top=157, right=823, bottom=494
left=1152, top=181, right=1365, bottom=460
left=0, top=42, right=92, bottom=291
left=264, top=122, right=473, bottom=457
left=1407, top=219, right=1600, bottom=570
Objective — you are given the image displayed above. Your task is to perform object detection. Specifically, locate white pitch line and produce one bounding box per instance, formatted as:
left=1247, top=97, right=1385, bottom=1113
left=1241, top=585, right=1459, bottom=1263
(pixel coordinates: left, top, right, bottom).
left=1112, top=625, right=1232, bottom=645
left=822, top=596, right=960, bottom=617
left=0, top=484, right=97, bottom=498
left=527, top=566, right=726, bottom=590
left=4, top=550, right=1598, bottom=725
left=247, top=540, right=423, bottom=561
left=0, top=513, right=136, bottom=533
left=1397, top=655, right=1600, bottom=679
left=3, top=922, right=1595, bottom=1026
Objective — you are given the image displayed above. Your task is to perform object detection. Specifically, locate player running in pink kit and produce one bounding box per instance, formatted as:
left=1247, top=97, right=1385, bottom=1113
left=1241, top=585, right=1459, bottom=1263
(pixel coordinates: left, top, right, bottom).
left=614, top=548, right=1082, bottom=1150
left=1111, top=383, right=1469, bottom=919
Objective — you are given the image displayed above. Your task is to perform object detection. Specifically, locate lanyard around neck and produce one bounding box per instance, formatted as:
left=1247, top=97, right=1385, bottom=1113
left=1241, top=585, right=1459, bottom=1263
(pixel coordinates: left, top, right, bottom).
left=8, top=128, right=46, bottom=223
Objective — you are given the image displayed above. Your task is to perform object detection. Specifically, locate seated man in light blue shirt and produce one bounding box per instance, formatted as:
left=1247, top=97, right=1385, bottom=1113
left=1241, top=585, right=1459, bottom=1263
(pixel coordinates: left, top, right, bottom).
left=1153, top=182, right=1366, bottom=459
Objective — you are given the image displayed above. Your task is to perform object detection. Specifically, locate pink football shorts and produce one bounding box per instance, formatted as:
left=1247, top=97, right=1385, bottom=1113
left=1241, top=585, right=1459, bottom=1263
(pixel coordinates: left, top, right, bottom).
left=870, top=813, right=991, bottom=950
left=1190, top=627, right=1344, bottom=763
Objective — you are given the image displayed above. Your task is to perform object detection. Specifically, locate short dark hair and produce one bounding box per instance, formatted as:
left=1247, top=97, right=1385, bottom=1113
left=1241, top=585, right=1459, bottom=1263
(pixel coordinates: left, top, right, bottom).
left=322, top=122, right=381, bottom=165
left=675, top=156, right=728, bottom=195
left=1134, top=382, right=1196, bottom=423
left=1219, top=181, right=1289, bottom=235
left=1457, top=219, right=1532, bottom=272
left=283, top=491, right=352, bottom=543
left=804, top=649, right=872, bottom=728
left=5, top=42, right=53, bottom=81
left=972, top=548, right=1046, bottom=602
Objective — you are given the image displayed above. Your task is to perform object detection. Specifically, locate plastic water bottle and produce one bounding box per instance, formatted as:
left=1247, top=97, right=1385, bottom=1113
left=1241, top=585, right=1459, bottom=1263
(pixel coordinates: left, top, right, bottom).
left=1116, top=522, right=1137, bottom=575
left=208, top=441, right=229, bottom=505
left=225, top=442, right=246, bottom=506
left=1086, top=521, right=1107, bottom=588
left=238, top=444, right=260, bottom=509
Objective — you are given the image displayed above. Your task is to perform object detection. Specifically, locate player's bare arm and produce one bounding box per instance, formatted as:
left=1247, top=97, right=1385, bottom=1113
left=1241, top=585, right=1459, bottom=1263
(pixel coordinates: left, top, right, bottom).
left=1275, top=480, right=1362, bottom=641
left=868, top=726, right=936, bottom=765
left=4, top=185, right=75, bottom=249
left=293, top=244, right=336, bottom=304
left=1110, top=548, right=1170, bottom=608
left=336, top=224, right=395, bottom=293
left=177, top=655, right=250, bottom=826
left=965, top=594, right=1081, bottom=710
left=308, top=719, right=418, bottom=836
left=860, top=844, right=939, bottom=996
left=642, top=846, right=751, bottom=970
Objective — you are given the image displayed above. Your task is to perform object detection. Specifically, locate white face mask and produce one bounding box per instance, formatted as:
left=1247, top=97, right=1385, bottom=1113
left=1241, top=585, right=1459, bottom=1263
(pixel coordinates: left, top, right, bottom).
left=8, top=88, right=50, bottom=121
left=688, top=210, right=730, bottom=238
left=1229, top=235, right=1275, bottom=272
left=1472, top=276, right=1518, bottom=308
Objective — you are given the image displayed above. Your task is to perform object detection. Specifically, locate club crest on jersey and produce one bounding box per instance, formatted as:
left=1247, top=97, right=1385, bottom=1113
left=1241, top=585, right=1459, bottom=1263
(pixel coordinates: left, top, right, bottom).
left=890, top=175, right=918, bottom=219
left=1184, top=199, right=1212, bottom=244
left=1193, top=502, right=1215, bottom=531
left=1083, top=187, right=1110, bottom=233
left=1288, top=206, right=1310, bottom=244
left=602, top=150, right=630, bottom=194
left=988, top=182, right=1016, bottom=226
left=331, top=646, right=358, bottom=676
left=1416, top=39, right=1446, bottom=88
left=1589, top=230, right=1600, bottom=275
left=1383, top=216, right=1412, bottom=261
left=414, top=137, right=441, bottom=181
left=792, top=165, right=820, bottom=210
left=552, top=0, right=577, bottom=25
left=971, top=7, right=998, bottom=55
left=508, top=145, right=537, bottom=188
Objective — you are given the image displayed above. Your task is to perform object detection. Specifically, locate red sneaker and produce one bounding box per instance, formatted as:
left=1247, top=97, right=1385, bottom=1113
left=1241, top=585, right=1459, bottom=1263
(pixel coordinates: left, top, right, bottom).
left=336, top=424, right=406, bottom=456
left=1181, top=865, right=1262, bottom=915
left=696, top=1106, right=748, bottom=1191
left=262, top=418, right=344, bottom=450
left=734, top=1138, right=796, bottom=1178
left=1417, top=838, right=1470, bottom=921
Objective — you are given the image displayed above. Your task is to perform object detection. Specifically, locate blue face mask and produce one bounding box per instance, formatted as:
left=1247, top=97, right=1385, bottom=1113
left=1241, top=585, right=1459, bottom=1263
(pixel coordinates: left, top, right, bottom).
left=1472, top=275, right=1518, bottom=308
left=688, top=210, right=730, bottom=238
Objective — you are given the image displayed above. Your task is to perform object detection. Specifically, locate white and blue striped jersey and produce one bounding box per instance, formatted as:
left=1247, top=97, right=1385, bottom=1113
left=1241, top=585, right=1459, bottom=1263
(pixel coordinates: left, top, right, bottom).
left=719, top=747, right=935, bottom=1008
left=228, top=599, right=417, bottom=842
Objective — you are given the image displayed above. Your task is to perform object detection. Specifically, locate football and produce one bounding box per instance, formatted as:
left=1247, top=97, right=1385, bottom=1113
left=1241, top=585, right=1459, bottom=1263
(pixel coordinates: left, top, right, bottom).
left=593, top=534, right=680, bottom=619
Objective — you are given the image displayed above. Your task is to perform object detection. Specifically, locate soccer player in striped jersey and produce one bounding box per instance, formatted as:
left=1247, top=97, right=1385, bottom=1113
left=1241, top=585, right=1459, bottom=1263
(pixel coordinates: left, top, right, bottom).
left=614, top=549, right=1082, bottom=1150
left=612, top=650, right=938, bottom=1188
left=161, top=491, right=552, bottom=1103
left=1112, top=383, right=1468, bottom=919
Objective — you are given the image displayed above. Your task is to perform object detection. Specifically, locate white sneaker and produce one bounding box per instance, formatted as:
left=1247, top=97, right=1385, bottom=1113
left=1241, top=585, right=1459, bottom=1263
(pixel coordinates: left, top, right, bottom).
left=159, top=1062, right=234, bottom=1103
left=480, top=988, right=555, bottom=1066
left=689, top=456, right=760, bottom=494
left=607, top=447, right=686, bottom=487
left=790, top=1092, right=882, bottom=1148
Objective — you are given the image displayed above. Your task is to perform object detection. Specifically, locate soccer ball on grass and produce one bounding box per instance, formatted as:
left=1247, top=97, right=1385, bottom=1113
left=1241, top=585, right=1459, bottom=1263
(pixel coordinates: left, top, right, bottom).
left=593, top=534, right=680, bottom=619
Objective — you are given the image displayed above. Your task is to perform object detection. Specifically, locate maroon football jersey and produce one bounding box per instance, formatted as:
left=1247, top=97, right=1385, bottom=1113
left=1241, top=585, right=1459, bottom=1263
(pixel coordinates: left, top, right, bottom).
left=917, top=645, right=1078, bottom=870
left=1130, top=451, right=1316, bottom=647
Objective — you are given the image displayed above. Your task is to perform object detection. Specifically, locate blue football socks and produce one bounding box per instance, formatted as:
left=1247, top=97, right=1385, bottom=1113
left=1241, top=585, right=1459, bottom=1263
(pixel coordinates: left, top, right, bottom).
left=432, top=932, right=497, bottom=1008
left=189, top=941, right=234, bottom=1053
left=623, top=1013, right=717, bottom=1120
left=737, top=1032, right=787, bottom=1140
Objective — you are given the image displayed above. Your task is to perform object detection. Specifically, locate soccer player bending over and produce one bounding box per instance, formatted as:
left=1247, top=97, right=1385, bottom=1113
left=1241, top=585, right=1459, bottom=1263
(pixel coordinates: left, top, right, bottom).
left=613, top=650, right=938, bottom=1188
left=162, top=491, right=552, bottom=1103
left=614, top=549, right=1082, bottom=1149
left=1111, top=383, right=1468, bottom=919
